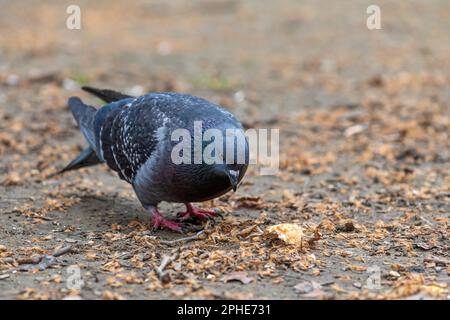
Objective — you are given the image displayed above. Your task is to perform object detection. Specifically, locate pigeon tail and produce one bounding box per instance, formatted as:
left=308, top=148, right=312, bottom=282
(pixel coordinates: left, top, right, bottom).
left=68, top=96, right=97, bottom=151
left=82, top=86, right=133, bottom=103
left=53, top=146, right=101, bottom=176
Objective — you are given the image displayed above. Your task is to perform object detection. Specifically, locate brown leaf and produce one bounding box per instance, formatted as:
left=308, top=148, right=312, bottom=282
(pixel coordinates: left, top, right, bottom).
left=265, top=223, right=303, bottom=246
left=222, top=271, right=254, bottom=285
left=414, top=242, right=434, bottom=251
left=335, top=220, right=356, bottom=233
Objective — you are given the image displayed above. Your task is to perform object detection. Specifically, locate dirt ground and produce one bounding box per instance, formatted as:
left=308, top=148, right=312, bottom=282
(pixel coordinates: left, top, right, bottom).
left=0, top=0, right=449, bottom=300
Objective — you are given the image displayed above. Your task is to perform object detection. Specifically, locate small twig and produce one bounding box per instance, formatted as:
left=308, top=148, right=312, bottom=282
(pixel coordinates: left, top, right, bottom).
left=419, top=216, right=434, bottom=227
left=52, top=245, right=73, bottom=257
left=17, top=256, right=42, bottom=265
left=17, top=245, right=73, bottom=266
left=154, top=251, right=180, bottom=283
left=424, top=255, right=449, bottom=266
left=32, top=215, right=53, bottom=222
left=159, top=230, right=205, bottom=245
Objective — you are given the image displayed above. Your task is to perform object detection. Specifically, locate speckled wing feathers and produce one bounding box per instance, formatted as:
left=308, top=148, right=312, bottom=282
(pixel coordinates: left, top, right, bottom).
left=98, top=98, right=165, bottom=183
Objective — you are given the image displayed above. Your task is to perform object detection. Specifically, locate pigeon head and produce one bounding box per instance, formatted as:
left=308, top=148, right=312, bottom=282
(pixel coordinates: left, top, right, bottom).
left=212, top=162, right=247, bottom=192
left=163, top=123, right=249, bottom=203
left=211, top=125, right=249, bottom=192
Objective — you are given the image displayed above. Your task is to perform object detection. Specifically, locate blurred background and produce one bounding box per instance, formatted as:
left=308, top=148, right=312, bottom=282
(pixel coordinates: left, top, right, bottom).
left=2, top=0, right=450, bottom=116
left=0, top=0, right=448, bottom=299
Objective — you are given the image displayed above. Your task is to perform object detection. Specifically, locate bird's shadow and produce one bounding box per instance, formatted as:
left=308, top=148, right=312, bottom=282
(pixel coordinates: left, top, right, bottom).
left=63, top=193, right=145, bottom=231
left=62, top=193, right=187, bottom=235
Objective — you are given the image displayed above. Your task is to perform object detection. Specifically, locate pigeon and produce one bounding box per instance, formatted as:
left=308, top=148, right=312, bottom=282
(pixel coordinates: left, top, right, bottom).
left=59, top=86, right=248, bottom=232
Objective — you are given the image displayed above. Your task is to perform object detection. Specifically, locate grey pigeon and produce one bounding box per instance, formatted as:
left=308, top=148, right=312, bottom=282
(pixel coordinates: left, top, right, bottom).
left=60, top=86, right=248, bottom=232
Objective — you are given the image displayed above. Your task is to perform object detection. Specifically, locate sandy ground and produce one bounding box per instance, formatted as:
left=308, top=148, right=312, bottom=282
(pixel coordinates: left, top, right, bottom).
left=0, top=0, right=449, bottom=299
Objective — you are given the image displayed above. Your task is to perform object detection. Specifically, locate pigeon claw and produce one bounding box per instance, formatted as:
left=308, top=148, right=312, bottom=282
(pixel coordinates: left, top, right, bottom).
left=177, top=203, right=218, bottom=221
left=150, top=210, right=183, bottom=233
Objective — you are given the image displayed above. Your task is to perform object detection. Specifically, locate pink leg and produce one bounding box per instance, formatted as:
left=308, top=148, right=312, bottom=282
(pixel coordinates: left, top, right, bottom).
left=148, top=206, right=183, bottom=233
left=177, top=203, right=217, bottom=221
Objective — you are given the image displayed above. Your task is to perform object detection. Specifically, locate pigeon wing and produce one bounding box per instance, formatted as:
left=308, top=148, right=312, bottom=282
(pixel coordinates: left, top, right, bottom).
left=99, top=98, right=167, bottom=183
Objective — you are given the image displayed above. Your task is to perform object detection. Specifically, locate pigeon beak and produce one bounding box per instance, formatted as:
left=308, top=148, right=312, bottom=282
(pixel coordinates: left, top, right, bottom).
left=228, top=169, right=239, bottom=192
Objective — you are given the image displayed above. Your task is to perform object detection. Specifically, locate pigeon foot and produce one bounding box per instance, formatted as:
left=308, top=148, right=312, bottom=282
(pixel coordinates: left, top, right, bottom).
left=149, top=208, right=183, bottom=233
left=177, top=203, right=218, bottom=221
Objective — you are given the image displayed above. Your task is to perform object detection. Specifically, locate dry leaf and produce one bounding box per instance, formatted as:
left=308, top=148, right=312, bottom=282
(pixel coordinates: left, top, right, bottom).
left=266, top=223, right=303, bottom=246
left=222, top=271, right=255, bottom=285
